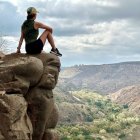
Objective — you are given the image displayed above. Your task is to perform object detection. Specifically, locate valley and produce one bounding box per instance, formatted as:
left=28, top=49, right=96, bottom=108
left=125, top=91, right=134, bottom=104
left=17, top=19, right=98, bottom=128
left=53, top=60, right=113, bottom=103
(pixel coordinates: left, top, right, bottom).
left=55, top=62, right=140, bottom=139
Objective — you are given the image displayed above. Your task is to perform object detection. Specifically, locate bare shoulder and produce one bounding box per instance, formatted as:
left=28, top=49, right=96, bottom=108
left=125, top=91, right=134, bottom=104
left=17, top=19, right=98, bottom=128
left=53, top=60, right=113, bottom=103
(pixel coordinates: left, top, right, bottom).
left=35, top=21, right=42, bottom=25
left=34, top=21, right=52, bottom=31
left=34, top=21, right=43, bottom=29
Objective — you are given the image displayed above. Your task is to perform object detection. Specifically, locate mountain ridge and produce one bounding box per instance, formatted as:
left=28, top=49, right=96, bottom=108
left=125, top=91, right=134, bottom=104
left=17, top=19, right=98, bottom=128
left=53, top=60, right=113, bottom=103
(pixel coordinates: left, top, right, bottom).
left=62, top=61, right=140, bottom=69
left=59, top=61, right=140, bottom=94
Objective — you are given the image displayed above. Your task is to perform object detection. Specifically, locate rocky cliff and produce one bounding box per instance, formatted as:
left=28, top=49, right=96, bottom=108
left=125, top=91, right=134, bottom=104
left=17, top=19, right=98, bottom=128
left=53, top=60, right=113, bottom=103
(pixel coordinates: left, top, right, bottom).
left=108, top=85, right=140, bottom=115
left=0, top=52, right=60, bottom=140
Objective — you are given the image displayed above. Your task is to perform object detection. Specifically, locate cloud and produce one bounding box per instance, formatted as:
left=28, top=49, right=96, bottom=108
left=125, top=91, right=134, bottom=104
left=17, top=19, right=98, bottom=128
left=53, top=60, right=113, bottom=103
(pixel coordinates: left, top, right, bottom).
left=55, top=20, right=140, bottom=66
left=0, top=1, right=22, bottom=35
left=28, top=0, right=139, bottom=37
left=0, top=0, right=140, bottom=66
left=3, top=0, right=140, bottom=36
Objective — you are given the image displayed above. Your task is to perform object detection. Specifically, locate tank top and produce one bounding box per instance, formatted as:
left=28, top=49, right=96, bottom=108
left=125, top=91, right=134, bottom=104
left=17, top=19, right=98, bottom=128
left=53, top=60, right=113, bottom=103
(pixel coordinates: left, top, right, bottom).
left=22, top=19, right=39, bottom=44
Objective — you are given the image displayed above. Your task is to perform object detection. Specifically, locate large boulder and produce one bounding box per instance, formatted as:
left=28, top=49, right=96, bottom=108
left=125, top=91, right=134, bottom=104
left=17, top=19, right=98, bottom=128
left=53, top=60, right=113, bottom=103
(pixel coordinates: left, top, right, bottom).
left=0, top=52, right=61, bottom=140
left=0, top=94, right=32, bottom=140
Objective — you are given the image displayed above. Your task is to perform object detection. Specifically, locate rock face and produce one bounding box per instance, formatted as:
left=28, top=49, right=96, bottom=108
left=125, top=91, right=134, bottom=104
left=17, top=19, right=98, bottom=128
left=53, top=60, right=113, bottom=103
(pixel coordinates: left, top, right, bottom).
left=0, top=53, right=60, bottom=140
left=108, top=85, right=140, bottom=115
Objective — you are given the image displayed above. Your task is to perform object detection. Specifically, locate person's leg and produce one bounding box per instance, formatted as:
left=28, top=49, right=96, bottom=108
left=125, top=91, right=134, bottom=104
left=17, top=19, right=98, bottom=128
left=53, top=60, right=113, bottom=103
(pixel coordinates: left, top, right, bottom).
left=39, top=30, right=56, bottom=50
left=39, top=30, right=62, bottom=56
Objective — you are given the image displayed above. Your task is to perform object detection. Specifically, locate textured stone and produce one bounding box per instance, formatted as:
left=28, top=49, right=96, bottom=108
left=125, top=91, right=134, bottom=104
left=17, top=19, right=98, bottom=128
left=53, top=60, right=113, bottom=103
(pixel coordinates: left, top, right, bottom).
left=0, top=52, right=60, bottom=140
left=0, top=94, right=32, bottom=140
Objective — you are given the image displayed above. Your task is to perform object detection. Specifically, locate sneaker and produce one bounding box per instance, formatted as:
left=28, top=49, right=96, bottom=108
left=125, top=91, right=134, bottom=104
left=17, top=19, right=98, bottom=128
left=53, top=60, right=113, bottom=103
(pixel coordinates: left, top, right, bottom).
left=50, top=48, right=62, bottom=57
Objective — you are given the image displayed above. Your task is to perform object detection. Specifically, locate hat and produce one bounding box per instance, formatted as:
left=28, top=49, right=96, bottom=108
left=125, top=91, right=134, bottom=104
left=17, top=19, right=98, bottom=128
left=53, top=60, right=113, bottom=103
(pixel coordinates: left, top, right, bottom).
left=27, top=7, right=39, bottom=15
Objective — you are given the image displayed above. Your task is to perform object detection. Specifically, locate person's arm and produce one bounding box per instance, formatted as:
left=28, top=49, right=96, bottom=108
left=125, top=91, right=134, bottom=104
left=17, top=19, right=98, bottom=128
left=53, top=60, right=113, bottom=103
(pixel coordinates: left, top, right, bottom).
left=34, top=21, right=53, bottom=33
left=17, top=32, right=24, bottom=53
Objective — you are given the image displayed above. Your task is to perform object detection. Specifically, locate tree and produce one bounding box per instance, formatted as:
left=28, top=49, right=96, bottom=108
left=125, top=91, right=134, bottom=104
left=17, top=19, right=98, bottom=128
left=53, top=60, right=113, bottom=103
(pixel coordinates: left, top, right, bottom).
left=0, top=34, right=8, bottom=53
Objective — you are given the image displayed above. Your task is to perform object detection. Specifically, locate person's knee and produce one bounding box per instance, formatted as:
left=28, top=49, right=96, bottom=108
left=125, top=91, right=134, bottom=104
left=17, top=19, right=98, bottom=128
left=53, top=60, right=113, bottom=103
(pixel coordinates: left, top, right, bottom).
left=45, top=30, right=52, bottom=35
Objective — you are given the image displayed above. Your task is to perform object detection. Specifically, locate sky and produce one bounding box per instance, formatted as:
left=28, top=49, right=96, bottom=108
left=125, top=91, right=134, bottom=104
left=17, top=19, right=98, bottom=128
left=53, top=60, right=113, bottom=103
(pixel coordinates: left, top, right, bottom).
left=0, top=0, right=140, bottom=66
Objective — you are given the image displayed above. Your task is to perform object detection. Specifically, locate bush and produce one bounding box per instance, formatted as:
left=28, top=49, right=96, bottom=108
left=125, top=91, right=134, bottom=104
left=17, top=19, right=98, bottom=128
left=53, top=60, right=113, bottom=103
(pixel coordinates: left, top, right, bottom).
left=84, top=135, right=94, bottom=139
left=61, top=137, right=70, bottom=140
left=85, top=115, right=93, bottom=122
left=123, top=104, right=129, bottom=109
left=99, top=129, right=106, bottom=134
left=81, top=128, right=90, bottom=136
left=106, top=127, right=115, bottom=133
left=77, top=134, right=85, bottom=140
left=118, top=132, right=126, bottom=139
left=70, top=127, right=79, bottom=135
left=112, top=107, right=121, bottom=113
left=95, top=100, right=103, bottom=108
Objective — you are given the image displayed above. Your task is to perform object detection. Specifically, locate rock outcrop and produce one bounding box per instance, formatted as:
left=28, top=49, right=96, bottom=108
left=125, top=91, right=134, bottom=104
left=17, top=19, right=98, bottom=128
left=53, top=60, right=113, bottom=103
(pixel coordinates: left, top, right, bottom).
left=0, top=52, right=60, bottom=140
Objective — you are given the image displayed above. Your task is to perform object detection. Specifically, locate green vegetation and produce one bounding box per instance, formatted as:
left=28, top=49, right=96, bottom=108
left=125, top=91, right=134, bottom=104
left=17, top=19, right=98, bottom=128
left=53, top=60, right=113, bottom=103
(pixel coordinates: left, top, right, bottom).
left=56, top=90, right=140, bottom=140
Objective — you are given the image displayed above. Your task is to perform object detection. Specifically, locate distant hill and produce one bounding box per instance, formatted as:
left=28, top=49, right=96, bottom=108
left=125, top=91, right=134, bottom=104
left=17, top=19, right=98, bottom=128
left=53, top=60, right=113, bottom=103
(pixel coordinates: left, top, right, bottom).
left=108, top=85, right=140, bottom=115
left=58, top=61, right=140, bottom=94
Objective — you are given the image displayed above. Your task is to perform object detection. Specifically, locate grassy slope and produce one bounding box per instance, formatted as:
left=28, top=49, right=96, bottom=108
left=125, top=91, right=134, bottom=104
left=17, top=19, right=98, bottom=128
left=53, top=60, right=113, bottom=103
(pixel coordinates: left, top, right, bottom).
left=55, top=90, right=140, bottom=140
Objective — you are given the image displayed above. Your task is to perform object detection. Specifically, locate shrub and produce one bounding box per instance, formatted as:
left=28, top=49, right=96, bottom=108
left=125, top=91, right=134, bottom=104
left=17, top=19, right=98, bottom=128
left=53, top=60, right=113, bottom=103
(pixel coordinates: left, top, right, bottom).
left=106, top=127, right=115, bottom=133
left=123, top=104, right=129, bottom=109
left=118, top=132, right=126, bottom=139
left=95, top=100, right=103, bottom=108
left=85, top=115, right=93, bottom=122
left=99, top=129, right=106, bottom=134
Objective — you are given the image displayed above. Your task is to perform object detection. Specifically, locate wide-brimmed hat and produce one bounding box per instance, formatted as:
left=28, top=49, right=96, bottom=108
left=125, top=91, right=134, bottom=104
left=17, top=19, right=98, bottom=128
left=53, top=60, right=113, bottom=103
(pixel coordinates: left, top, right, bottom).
left=27, top=7, right=39, bottom=15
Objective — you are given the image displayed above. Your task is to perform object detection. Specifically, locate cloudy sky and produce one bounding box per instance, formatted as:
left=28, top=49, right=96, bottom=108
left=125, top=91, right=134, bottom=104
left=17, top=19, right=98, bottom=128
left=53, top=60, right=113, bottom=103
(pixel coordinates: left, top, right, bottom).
left=0, top=0, right=140, bottom=66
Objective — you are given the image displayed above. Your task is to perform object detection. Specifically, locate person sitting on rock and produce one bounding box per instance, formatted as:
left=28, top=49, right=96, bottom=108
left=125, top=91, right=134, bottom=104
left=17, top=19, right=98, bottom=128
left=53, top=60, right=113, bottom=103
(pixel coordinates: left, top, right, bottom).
left=17, top=7, right=62, bottom=56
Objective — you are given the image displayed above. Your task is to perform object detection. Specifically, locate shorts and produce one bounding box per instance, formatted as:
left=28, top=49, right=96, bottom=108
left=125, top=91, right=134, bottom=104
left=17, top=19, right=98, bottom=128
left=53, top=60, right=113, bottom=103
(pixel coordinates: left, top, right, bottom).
left=26, top=39, right=44, bottom=54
